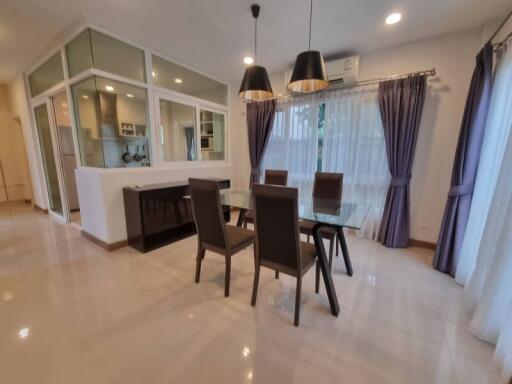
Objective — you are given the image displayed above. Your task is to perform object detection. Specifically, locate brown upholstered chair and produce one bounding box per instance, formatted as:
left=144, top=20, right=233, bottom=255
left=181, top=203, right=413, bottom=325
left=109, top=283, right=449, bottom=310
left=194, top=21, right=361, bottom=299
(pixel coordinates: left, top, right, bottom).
left=242, top=169, right=288, bottom=229
left=189, top=178, right=254, bottom=297
left=251, top=184, right=318, bottom=326
left=300, top=172, right=343, bottom=265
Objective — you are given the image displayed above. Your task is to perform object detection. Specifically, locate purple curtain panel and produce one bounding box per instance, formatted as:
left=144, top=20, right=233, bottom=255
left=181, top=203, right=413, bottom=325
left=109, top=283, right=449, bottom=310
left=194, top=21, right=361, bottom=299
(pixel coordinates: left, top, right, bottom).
left=433, top=44, right=493, bottom=276
left=246, top=99, right=277, bottom=187
left=378, top=75, right=427, bottom=248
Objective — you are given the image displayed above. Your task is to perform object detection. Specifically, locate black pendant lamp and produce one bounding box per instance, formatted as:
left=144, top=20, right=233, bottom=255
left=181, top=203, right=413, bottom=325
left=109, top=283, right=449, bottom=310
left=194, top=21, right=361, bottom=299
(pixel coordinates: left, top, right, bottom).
left=288, top=0, right=328, bottom=93
left=239, top=4, right=273, bottom=101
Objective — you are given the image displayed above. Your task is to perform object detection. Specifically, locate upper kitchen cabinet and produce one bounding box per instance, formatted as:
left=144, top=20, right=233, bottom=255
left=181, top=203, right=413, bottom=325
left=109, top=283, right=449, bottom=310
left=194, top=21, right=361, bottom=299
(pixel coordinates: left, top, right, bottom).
left=66, top=29, right=147, bottom=83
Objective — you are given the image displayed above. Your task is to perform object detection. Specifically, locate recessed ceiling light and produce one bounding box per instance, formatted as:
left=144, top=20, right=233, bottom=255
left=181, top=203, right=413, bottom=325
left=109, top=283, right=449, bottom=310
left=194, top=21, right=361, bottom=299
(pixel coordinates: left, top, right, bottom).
left=152, top=71, right=156, bottom=77
left=105, top=85, right=115, bottom=92
left=174, top=78, right=183, bottom=84
left=126, top=93, right=134, bottom=98
left=385, top=12, right=402, bottom=25
left=82, top=95, right=89, bottom=99
left=18, top=327, right=30, bottom=339
left=61, top=102, right=67, bottom=107
left=243, top=56, right=254, bottom=65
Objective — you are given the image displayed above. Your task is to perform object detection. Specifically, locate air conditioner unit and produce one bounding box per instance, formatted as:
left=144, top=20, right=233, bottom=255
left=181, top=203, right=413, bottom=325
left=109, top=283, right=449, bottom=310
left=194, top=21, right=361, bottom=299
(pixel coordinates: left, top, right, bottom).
left=284, top=55, right=360, bottom=88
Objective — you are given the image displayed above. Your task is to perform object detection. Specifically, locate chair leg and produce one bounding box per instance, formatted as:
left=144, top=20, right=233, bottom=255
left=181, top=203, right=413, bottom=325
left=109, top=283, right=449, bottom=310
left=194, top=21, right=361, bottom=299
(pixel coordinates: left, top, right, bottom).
left=294, top=276, right=302, bottom=326
left=336, top=233, right=339, bottom=257
left=307, top=234, right=310, bottom=243
left=251, top=265, right=261, bottom=306
left=225, top=256, right=231, bottom=297
left=315, top=262, right=320, bottom=293
left=195, top=247, right=205, bottom=283
left=275, top=270, right=279, bottom=279
left=329, top=237, right=334, bottom=267
left=243, top=220, right=247, bottom=229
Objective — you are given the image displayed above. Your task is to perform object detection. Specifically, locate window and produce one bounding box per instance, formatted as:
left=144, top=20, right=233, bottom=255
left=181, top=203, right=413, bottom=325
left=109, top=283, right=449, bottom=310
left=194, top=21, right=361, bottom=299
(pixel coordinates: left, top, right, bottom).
left=159, top=98, right=197, bottom=162
left=200, top=110, right=225, bottom=160
left=152, top=55, right=227, bottom=105
left=66, top=29, right=146, bottom=82
left=71, top=76, right=150, bottom=168
left=28, top=53, right=64, bottom=97
left=261, top=87, right=390, bottom=240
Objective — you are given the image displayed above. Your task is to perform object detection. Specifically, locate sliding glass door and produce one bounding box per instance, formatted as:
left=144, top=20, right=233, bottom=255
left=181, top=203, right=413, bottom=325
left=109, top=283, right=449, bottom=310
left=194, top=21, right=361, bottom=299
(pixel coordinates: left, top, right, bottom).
left=33, top=103, right=64, bottom=216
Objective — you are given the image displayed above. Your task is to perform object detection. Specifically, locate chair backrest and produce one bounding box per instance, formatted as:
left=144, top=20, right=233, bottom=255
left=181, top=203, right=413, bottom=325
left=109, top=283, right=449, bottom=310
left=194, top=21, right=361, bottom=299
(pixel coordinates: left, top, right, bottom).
left=312, top=172, right=343, bottom=200
left=188, top=178, right=226, bottom=249
left=253, top=184, right=301, bottom=273
left=264, top=169, right=288, bottom=186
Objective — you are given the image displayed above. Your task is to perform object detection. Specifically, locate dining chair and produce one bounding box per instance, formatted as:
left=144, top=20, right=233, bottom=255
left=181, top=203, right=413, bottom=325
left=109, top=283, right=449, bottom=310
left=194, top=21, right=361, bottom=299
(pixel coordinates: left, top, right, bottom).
left=251, top=183, right=318, bottom=326
left=189, top=178, right=255, bottom=297
left=300, top=172, right=343, bottom=266
left=242, top=169, right=288, bottom=229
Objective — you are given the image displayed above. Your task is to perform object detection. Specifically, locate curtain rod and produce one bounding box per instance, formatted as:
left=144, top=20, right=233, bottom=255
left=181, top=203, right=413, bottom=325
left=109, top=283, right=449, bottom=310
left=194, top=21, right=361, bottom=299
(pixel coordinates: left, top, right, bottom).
left=488, top=7, right=512, bottom=44
left=246, top=67, right=436, bottom=103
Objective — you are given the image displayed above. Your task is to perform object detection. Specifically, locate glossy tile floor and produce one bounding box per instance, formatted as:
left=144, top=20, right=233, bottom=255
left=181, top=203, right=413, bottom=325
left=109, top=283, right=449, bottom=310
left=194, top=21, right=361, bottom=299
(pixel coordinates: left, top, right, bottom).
left=0, top=206, right=504, bottom=383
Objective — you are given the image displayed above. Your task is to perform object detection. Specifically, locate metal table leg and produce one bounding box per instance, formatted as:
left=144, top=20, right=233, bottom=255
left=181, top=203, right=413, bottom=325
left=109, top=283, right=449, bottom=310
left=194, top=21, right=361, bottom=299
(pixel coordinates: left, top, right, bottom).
left=336, top=228, right=353, bottom=276
left=236, top=208, right=247, bottom=227
left=312, top=223, right=340, bottom=316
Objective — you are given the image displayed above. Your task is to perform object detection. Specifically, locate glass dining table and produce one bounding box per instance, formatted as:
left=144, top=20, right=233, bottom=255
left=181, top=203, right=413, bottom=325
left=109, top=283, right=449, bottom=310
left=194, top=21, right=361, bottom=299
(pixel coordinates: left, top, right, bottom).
left=218, top=189, right=369, bottom=317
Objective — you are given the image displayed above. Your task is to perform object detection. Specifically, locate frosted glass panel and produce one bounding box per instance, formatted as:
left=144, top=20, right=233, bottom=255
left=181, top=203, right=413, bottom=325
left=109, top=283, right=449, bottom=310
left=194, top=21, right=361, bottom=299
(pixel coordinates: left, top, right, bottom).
left=66, top=29, right=146, bottom=82
left=71, top=76, right=151, bottom=168
left=29, top=53, right=64, bottom=97
left=152, top=55, right=227, bottom=105
left=66, top=29, right=93, bottom=78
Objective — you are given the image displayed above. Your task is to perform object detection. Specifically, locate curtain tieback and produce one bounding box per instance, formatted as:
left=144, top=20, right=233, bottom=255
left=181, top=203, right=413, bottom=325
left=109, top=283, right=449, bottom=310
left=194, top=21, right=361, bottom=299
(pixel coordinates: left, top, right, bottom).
left=448, top=183, right=474, bottom=197
left=251, top=168, right=259, bottom=176
left=390, top=176, right=411, bottom=187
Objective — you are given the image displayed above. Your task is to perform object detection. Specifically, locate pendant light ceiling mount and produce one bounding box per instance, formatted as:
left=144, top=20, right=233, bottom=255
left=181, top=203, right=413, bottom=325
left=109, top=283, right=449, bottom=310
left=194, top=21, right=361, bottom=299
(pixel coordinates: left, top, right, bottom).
left=288, top=0, right=328, bottom=93
left=238, top=4, right=273, bottom=101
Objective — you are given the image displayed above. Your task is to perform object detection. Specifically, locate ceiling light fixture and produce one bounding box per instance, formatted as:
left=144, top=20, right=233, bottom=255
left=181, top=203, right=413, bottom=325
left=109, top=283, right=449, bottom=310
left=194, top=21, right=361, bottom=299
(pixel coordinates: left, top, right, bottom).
left=385, top=12, right=402, bottom=25
left=238, top=4, right=273, bottom=101
left=152, top=71, right=156, bottom=77
left=105, top=85, right=114, bottom=92
left=18, top=327, right=30, bottom=339
left=82, top=95, right=89, bottom=99
left=174, top=78, right=183, bottom=84
left=243, top=56, right=254, bottom=65
left=288, top=0, right=328, bottom=93
left=126, top=93, right=134, bottom=98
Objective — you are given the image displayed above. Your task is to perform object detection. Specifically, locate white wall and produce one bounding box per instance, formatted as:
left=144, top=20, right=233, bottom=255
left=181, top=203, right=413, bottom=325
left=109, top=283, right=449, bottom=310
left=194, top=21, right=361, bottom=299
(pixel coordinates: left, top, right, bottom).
left=76, top=165, right=231, bottom=244
left=7, top=75, right=46, bottom=208
left=229, top=25, right=489, bottom=243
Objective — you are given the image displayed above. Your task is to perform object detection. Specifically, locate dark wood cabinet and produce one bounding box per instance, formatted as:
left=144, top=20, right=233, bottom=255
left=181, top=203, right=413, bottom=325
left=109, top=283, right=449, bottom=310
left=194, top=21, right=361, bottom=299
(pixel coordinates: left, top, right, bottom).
left=123, top=178, right=230, bottom=252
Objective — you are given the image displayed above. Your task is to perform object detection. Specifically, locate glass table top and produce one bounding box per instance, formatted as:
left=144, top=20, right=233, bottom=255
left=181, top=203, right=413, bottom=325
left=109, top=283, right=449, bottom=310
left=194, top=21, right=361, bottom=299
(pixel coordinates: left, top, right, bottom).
left=217, top=189, right=369, bottom=230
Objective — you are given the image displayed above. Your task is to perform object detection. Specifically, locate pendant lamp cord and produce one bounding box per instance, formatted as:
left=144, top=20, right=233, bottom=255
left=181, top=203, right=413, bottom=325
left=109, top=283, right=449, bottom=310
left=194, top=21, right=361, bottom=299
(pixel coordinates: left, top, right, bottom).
left=308, top=0, right=313, bottom=51
left=254, top=14, right=258, bottom=64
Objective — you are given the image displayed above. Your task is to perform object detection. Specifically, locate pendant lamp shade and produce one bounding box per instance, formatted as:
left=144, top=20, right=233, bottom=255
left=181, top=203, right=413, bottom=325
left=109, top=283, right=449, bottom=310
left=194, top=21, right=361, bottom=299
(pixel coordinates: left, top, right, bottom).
left=239, top=65, right=273, bottom=101
left=238, top=4, right=273, bottom=101
left=288, top=50, right=328, bottom=93
left=287, top=0, right=328, bottom=93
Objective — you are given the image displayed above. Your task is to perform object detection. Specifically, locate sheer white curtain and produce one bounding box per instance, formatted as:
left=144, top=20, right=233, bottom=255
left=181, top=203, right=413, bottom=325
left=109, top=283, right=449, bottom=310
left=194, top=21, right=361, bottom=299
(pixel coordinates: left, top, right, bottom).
left=459, top=43, right=512, bottom=382
left=322, top=86, right=390, bottom=240
left=261, top=94, right=321, bottom=197
left=456, top=46, right=512, bottom=286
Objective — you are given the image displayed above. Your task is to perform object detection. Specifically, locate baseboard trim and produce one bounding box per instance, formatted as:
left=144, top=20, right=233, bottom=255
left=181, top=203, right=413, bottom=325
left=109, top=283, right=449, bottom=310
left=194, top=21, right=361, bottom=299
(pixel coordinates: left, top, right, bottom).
left=34, top=204, right=48, bottom=214
left=81, top=230, right=128, bottom=251
left=409, top=238, right=436, bottom=250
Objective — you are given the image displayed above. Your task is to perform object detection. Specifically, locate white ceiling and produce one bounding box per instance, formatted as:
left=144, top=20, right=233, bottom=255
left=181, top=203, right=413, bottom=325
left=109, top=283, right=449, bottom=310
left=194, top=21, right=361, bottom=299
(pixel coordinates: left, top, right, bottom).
left=0, top=0, right=509, bottom=84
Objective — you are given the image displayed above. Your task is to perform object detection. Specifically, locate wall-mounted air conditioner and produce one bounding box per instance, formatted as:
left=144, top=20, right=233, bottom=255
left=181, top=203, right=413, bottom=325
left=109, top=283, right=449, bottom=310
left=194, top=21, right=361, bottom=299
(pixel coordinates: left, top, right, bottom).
left=284, top=55, right=360, bottom=88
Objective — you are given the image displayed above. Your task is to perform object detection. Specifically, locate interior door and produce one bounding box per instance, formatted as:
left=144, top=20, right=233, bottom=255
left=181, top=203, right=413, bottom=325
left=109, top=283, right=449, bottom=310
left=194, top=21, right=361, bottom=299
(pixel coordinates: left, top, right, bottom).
left=33, top=102, right=68, bottom=219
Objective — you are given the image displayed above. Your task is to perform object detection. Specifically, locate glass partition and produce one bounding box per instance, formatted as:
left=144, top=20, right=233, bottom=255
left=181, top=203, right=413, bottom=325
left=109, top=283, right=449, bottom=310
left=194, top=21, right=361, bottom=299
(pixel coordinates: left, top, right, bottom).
left=71, top=76, right=150, bottom=168
left=152, top=55, right=227, bottom=105
left=159, top=98, right=197, bottom=161
left=200, top=109, right=225, bottom=160
left=28, top=53, right=64, bottom=97
left=33, top=104, right=63, bottom=215
left=66, top=29, right=146, bottom=82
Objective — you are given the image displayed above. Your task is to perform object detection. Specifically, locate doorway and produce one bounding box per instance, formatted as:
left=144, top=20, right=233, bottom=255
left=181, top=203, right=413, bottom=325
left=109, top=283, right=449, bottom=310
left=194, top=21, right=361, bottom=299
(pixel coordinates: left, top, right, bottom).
left=32, top=90, right=81, bottom=225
